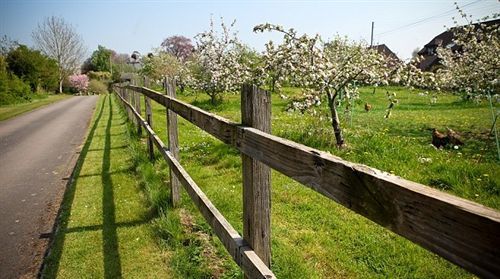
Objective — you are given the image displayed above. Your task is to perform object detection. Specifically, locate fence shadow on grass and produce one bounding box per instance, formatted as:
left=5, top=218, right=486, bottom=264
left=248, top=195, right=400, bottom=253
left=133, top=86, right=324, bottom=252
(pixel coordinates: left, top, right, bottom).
left=101, top=95, right=122, bottom=278
left=41, top=95, right=152, bottom=278
left=40, top=95, right=107, bottom=278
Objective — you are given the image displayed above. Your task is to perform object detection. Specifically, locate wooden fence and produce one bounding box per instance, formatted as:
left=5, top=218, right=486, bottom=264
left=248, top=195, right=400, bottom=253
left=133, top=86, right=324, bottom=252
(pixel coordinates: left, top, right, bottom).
left=113, top=81, right=500, bottom=279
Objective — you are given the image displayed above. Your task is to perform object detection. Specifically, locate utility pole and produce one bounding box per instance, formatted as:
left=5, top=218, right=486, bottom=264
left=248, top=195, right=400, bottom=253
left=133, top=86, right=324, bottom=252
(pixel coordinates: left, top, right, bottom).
left=370, top=21, right=374, bottom=47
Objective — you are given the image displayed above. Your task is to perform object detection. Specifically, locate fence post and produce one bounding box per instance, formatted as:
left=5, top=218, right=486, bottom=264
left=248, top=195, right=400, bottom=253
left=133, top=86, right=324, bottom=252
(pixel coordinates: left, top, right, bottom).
left=241, top=84, right=272, bottom=271
left=131, top=80, right=138, bottom=126
left=125, top=86, right=131, bottom=120
left=120, top=87, right=124, bottom=107
left=165, top=77, right=181, bottom=207
left=135, top=81, right=142, bottom=136
left=144, top=77, right=154, bottom=161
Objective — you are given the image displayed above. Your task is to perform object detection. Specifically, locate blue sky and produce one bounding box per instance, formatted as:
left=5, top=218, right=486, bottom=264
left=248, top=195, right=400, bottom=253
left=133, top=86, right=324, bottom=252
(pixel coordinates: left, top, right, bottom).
left=1, top=0, right=498, bottom=60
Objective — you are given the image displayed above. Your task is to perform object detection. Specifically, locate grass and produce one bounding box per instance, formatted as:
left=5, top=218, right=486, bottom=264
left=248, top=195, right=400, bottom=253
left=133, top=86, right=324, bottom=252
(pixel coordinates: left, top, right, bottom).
left=42, top=95, right=170, bottom=278
left=124, top=85, right=498, bottom=278
left=0, top=94, right=71, bottom=121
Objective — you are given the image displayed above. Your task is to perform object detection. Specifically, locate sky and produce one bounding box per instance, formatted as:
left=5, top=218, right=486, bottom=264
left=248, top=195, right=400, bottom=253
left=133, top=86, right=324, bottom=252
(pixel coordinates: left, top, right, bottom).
left=1, top=0, right=499, bottom=61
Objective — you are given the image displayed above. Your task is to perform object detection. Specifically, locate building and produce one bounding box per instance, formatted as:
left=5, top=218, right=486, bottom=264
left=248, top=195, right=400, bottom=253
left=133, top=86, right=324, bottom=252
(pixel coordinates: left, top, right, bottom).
left=417, top=19, right=500, bottom=71
left=369, top=44, right=401, bottom=66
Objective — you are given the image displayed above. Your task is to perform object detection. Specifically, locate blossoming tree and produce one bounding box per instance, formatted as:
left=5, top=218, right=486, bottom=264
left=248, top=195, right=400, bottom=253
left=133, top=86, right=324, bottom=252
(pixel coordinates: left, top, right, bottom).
left=254, top=24, right=391, bottom=147
left=437, top=7, right=499, bottom=159
left=68, top=74, right=88, bottom=94
left=437, top=8, right=499, bottom=100
left=190, top=18, right=250, bottom=104
left=161, top=35, right=194, bottom=62
left=140, top=49, right=182, bottom=82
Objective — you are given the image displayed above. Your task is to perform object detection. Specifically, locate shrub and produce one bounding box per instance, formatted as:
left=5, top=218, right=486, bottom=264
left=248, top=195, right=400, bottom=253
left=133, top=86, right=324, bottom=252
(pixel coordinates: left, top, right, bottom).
left=87, top=71, right=111, bottom=81
left=88, top=79, right=108, bottom=95
left=0, top=55, right=32, bottom=105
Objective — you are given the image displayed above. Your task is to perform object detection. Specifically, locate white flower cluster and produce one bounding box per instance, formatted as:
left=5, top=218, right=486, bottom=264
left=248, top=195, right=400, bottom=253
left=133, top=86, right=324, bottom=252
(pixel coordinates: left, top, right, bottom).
left=254, top=23, right=393, bottom=146
left=437, top=8, right=499, bottom=99
left=189, top=18, right=251, bottom=103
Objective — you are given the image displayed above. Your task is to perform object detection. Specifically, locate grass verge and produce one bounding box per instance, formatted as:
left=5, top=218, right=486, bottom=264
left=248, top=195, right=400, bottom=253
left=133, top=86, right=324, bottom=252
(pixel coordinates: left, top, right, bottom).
left=42, top=94, right=170, bottom=278
left=0, top=94, right=71, bottom=121
left=126, top=85, right=498, bottom=278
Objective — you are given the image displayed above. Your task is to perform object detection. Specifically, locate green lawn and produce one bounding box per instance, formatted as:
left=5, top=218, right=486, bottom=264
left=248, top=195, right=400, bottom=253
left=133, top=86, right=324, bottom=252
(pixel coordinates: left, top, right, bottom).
left=125, top=86, right=498, bottom=278
left=42, top=95, right=170, bottom=278
left=0, top=94, right=71, bottom=121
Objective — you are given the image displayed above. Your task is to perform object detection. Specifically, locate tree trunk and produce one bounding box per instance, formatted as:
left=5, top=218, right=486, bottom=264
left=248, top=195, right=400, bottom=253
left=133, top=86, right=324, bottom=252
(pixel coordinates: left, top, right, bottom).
left=58, top=79, right=63, bottom=94
left=209, top=92, right=217, bottom=105
left=327, top=92, right=345, bottom=148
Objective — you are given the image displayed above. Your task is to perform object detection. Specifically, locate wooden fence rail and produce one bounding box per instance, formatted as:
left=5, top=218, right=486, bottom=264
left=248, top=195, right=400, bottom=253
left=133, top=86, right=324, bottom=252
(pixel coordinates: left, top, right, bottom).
left=113, top=83, right=500, bottom=279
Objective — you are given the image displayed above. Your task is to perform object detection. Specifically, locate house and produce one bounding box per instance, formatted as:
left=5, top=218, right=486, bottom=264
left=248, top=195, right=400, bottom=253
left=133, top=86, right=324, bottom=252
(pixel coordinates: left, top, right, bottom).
left=417, top=19, right=500, bottom=71
left=369, top=44, right=401, bottom=66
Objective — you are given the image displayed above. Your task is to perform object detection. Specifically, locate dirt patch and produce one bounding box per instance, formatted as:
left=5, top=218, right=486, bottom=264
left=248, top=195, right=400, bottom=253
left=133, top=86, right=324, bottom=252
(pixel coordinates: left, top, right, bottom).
left=178, top=209, right=226, bottom=278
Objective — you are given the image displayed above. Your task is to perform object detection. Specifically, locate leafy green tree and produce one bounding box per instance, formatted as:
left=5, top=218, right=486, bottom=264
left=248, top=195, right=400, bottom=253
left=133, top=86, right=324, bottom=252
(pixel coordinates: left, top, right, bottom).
left=0, top=55, right=32, bottom=105
left=90, top=45, right=114, bottom=72
left=140, top=50, right=181, bottom=82
left=6, top=45, right=58, bottom=92
left=83, top=47, right=135, bottom=82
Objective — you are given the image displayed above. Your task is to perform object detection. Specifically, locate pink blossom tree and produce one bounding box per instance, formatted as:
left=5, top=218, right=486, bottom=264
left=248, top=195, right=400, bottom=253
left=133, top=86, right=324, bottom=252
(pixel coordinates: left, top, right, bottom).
left=69, top=74, right=89, bottom=94
left=161, top=35, right=194, bottom=61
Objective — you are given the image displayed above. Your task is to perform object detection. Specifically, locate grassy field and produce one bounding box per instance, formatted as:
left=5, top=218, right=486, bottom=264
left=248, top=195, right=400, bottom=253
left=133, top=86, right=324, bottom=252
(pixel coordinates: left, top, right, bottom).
left=125, top=85, right=498, bottom=278
left=0, top=94, right=71, bottom=121
left=42, top=95, right=170, bottom=278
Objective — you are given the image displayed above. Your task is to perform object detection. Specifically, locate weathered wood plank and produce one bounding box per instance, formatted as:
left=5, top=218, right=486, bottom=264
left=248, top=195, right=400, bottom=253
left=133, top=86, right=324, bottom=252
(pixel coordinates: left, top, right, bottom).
left=130, top=85, right=237, bottom=145
left=236, top=127, right=500, bottom=278
left=241, top=84, right=272, bottom=269
left=165, top=78, right=181, bottom=207
left=120, top=85, right=500, bottom=278
left=165, top=147, right=275, bottom=279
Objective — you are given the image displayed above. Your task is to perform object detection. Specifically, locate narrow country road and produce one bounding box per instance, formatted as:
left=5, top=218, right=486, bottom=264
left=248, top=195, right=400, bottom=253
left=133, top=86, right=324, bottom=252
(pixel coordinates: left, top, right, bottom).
left=0, top=96, right=98, bottom=279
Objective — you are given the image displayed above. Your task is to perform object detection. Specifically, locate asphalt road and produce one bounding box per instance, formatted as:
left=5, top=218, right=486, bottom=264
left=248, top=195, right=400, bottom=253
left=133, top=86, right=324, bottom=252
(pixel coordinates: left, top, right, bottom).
left=0, top=96, right=98, bottom=279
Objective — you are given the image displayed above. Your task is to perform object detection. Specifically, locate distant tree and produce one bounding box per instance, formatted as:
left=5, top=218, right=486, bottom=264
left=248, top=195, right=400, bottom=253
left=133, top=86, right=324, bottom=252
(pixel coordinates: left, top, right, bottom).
left=88, top=79, right=108, bottom=95
left=0, top=35, right=18, bottom=56
left=87, top=71, right=112, bottom=81
left=90, top=45, right=114, bottom=72
left=111, top=52, right=136, bottom=81
left=80, top=57, right=93, bottom=74
left=140, top=50, right=181, bottom=82
left=69, top=74, right=89, bottom=94
left=82, top=48, right=135, bottom=82
left=161, top=35, right=194, bottom=61
left=6, top=44, right=58, bottom=92
left=32, top=16, right=86, bottom=93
